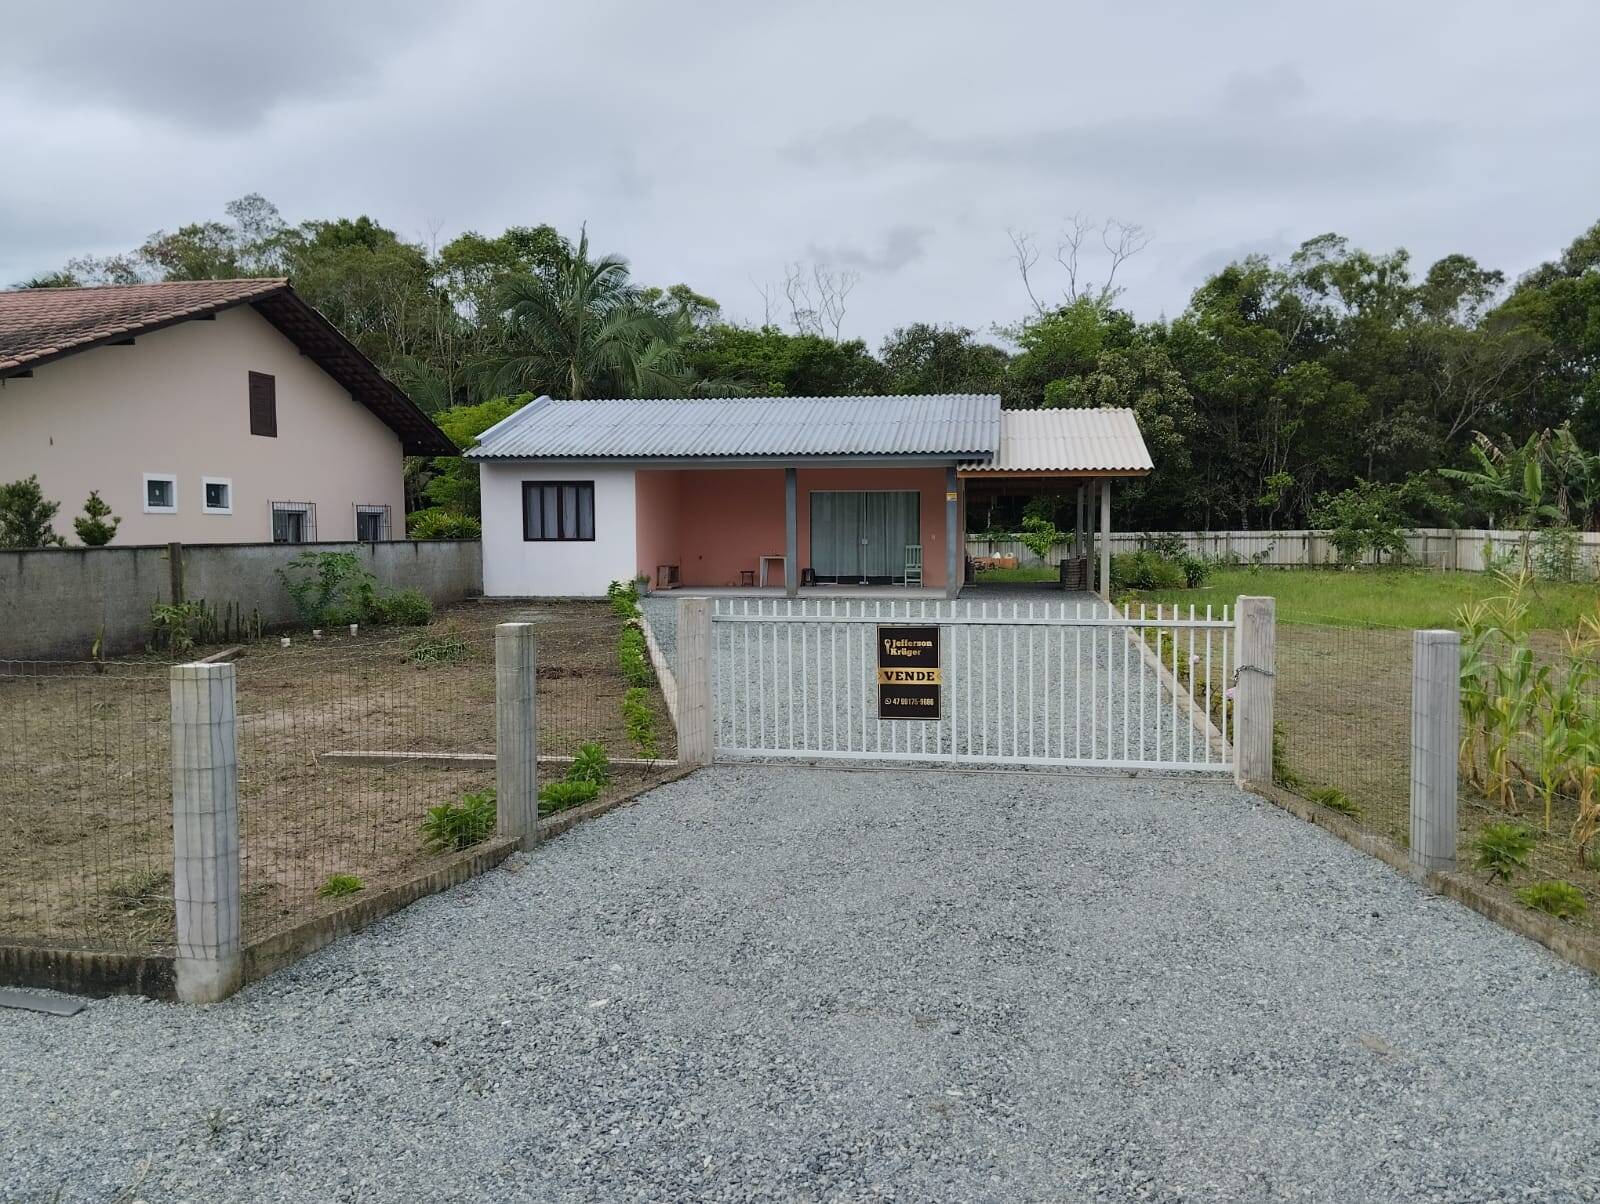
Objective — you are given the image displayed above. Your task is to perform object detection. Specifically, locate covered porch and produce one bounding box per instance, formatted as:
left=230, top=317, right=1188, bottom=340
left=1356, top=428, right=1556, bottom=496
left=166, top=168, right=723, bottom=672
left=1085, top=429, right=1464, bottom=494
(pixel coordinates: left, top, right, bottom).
left=958, top=409, right=1155, bottom=600
left=635, top=463, right=968, bottom=599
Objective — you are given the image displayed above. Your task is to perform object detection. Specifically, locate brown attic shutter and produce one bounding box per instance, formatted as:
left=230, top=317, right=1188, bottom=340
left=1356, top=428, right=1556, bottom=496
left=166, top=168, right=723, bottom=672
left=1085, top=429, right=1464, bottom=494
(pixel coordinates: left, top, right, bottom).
left=248, top=371, right=277, bottom=437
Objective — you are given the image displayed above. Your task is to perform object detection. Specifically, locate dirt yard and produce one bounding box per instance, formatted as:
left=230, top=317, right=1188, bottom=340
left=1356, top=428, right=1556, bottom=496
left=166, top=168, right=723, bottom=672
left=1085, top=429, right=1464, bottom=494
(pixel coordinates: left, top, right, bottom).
left=1276, top=621, right=1600, bottom=935
left=0, top=601, right=677, bottom=951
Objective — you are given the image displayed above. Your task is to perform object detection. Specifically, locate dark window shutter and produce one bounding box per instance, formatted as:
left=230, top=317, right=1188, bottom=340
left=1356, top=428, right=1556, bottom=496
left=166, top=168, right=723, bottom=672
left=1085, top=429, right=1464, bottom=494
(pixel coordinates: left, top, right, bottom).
left=248, top=371, right=277, bottom=437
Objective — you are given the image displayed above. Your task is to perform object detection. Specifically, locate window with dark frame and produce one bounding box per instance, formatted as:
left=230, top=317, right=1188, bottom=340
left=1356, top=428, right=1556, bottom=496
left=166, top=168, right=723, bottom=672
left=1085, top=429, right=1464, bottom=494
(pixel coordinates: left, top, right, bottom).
left=522, top=481, right=595, bottom=542
left=355, top=505, right=390, bottom=541
left=248, top=371, right=277, bottom=437
left=270, top=501, right=316, bottom=543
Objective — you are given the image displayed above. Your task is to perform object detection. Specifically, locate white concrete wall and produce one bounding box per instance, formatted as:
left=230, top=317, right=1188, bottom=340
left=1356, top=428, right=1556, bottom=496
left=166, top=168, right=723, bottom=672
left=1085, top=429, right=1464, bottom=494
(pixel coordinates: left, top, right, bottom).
left=480, top=461, right=637, bottom=597
left=0, top=305, right=405, bottom=544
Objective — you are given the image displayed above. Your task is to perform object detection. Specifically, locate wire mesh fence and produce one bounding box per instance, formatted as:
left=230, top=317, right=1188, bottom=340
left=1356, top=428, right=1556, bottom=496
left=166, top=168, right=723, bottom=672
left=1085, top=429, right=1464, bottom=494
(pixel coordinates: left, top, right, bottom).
left=1274, top=617, right=1600, bottom=933
left=0, top=660, right=175, bottom=952
left=1, top=599, right=684, bottom=961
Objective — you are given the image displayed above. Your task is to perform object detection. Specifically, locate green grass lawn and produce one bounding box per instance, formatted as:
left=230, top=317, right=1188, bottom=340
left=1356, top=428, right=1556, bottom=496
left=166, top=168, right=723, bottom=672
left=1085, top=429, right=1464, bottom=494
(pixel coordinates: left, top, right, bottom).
left=1126, top=566, right=1599, bottom=630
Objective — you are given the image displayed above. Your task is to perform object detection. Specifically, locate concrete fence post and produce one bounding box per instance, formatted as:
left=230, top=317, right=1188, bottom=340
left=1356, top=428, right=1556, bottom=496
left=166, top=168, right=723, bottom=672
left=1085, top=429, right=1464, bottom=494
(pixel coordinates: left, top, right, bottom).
left=1410, top=629, right=1460, bottom=874
left=1233, top=596, right=1277, bottom=788
left=170, top=661, right=242, bottom=1004
left=677, top=597, right=714, bottom=766
left=495, top=622, right=538, bottom=846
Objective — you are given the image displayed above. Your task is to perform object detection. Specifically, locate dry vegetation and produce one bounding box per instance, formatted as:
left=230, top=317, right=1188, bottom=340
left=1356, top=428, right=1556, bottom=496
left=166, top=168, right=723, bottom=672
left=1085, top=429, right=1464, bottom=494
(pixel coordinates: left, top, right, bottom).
left=1276, top=621, right=1600, bottom=935
left=0, top=601, right=676, bottom=951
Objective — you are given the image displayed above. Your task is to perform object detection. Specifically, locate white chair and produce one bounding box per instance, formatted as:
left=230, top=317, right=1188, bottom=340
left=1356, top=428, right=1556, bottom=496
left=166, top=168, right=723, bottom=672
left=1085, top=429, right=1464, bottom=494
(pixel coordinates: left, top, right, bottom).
left=903, top=544, right=923, bottom=588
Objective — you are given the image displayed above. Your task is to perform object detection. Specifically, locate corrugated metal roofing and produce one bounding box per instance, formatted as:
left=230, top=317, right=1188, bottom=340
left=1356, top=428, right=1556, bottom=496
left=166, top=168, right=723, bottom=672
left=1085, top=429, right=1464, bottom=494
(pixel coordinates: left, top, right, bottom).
left=959, top=408, right=1153, bottom=474
left=468, top=394, right=1001, bottom=460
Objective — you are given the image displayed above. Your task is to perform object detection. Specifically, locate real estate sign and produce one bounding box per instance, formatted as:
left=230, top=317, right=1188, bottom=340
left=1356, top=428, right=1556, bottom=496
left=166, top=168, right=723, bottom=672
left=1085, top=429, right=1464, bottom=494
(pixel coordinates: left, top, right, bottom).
left=876, top=625, right=941, bottom=720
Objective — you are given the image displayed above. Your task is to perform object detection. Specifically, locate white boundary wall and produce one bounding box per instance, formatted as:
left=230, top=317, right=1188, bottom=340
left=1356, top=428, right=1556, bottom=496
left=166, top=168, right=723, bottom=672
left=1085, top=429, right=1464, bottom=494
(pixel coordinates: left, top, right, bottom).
left=968, top=528, right=1600, bottom=576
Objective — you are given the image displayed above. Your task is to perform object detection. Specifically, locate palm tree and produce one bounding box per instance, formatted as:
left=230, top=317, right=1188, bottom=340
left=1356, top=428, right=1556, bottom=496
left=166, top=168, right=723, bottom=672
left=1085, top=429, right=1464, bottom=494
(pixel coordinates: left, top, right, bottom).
left=475, top=229, right=691, bottom=400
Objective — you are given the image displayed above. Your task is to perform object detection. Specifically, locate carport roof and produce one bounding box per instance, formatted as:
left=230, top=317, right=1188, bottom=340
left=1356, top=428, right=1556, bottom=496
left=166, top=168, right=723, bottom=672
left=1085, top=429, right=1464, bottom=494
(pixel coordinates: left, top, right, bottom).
left=467, top=394, right=1001, bottom=460
left=959, top=407, right=1152, bottom=476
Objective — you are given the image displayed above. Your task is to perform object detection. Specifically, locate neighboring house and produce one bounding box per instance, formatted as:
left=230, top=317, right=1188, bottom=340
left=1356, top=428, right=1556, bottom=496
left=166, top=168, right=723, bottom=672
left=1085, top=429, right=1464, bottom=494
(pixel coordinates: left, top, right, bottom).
left=469, top=394, right=1152, bottom=599
left=0, top=279, right=454, bottom=545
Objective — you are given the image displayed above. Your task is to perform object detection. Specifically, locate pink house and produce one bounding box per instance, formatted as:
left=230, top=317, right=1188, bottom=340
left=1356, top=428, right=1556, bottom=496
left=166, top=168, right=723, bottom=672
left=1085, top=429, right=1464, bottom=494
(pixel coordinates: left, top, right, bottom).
left=471, top=395, right=1153, bottom=600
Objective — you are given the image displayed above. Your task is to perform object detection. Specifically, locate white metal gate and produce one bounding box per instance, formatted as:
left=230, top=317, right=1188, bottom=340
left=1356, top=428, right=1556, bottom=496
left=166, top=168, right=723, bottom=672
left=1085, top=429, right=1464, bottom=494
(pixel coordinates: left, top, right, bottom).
left=710, top=599, right=1234, bottom=772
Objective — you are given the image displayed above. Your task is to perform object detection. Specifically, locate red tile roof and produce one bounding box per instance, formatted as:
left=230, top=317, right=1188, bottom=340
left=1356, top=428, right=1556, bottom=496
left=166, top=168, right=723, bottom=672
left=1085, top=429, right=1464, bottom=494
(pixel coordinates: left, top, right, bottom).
left=0, top=279, right=455, bottom=456
left=0, top=278, right=288, bottom=373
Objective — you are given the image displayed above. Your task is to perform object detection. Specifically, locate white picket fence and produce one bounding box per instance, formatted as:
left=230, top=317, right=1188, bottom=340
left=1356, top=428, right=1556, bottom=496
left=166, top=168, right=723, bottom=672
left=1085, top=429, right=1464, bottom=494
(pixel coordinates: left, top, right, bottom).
left=967, top=527, right=1600, bottom=575
left=709, top=597, right=1234, bottom=772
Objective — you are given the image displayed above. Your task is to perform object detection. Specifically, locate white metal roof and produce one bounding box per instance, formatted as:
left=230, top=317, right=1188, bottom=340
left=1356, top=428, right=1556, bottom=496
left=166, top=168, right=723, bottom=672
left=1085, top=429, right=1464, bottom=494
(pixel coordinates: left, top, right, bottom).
left=959, top=407, right=1153, bottom=475
left=467, top=394, right=1000, bottom=460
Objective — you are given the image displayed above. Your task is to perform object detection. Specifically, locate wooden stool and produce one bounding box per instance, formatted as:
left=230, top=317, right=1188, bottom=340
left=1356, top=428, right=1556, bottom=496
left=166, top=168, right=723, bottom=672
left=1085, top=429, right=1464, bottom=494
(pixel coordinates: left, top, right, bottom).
left=739, top=569, right=756, bottom=587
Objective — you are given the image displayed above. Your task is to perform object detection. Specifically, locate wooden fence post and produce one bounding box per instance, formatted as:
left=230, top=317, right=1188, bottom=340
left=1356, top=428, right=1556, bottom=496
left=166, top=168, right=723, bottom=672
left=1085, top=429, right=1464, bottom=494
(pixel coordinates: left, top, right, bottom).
left=495, top=622, right=538, bottom=845
left=1233, top=596, right=1276, bottom=788
left=677, top=597, right=713, bottom=766
left=1410, top=629, right=1460, bottom=874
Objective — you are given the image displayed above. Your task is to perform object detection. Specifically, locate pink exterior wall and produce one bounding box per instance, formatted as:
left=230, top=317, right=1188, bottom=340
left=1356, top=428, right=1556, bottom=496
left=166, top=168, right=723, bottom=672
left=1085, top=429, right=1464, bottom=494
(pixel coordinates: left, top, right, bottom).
left=638, top=465, right=954, bottom=588
left=634, top=469, right=683, bottom=586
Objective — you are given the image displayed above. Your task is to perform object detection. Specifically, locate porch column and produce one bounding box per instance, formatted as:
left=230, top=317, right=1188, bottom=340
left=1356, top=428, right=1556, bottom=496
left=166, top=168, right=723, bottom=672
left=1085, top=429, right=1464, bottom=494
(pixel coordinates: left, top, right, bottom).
left=784, top=465, right=798, bottom=598
left=945, top=467, right=959, bottom=600
left=1098, top=477, right=1112, bottom=600
left=1075, top=485, right=1086, bottom=584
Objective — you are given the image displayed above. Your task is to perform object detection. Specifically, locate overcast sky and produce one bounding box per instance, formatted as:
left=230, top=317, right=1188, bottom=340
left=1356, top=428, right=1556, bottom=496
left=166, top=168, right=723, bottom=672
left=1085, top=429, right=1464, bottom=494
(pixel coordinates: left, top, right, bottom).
left=4, top=0, right=1597, bottom=344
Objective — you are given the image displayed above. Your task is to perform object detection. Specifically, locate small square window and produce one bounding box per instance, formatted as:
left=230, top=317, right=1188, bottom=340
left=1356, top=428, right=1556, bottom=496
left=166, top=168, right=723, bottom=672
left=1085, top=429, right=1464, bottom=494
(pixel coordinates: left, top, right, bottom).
left=202, top=477, right=232, bottom=515
left=143, top=473, right=177, bottom=514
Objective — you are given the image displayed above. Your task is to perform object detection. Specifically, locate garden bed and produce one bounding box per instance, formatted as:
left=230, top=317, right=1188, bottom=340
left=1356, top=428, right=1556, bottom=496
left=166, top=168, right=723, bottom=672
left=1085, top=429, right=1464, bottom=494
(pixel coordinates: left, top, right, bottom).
left=0, top=600, right=677, bottom=953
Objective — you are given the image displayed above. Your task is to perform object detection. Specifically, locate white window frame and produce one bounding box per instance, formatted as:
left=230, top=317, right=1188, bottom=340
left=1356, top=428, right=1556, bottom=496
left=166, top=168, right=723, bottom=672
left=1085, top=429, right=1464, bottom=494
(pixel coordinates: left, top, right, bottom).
left=201, top=476, right=233, bottom=516
left=142, top=472, right=177, bottom=514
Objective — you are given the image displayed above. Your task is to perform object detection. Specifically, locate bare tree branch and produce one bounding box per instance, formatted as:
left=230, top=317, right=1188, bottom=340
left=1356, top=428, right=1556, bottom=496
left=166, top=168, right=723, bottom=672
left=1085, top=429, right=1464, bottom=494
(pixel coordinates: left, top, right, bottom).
left=1007, top=228, right=1045, bottom=316
left=1008, top=213, right=1153, bottom=311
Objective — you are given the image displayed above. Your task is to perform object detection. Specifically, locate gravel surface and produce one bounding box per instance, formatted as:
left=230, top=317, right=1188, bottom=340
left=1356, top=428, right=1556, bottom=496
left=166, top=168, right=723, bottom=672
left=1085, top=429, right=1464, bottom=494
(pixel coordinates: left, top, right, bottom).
left=4, top=765, right=1598, bottom=1202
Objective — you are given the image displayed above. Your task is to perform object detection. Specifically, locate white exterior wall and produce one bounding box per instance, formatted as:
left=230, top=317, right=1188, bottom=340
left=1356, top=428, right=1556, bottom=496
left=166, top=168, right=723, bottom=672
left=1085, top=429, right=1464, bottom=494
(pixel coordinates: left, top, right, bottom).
left=0, top=306, right=405, bottom=544
left=479, top=461, right=637, bottom=597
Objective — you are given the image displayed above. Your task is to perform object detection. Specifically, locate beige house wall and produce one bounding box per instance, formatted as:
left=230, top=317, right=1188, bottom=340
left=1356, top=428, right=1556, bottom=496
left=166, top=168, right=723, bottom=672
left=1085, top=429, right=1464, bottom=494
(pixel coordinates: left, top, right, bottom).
left=0, top=305, right=406, bottom=545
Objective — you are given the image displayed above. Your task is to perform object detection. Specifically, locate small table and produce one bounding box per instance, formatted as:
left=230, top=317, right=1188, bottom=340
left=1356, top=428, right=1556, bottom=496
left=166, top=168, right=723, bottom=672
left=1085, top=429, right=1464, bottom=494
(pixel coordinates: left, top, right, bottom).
left=758, top=554, right=786, bottom=588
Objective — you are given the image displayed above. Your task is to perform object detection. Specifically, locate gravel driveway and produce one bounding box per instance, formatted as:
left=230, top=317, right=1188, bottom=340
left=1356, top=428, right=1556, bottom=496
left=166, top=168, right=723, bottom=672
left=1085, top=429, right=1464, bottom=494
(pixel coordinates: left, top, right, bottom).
left=4, top=766, right=1598, bottom=1202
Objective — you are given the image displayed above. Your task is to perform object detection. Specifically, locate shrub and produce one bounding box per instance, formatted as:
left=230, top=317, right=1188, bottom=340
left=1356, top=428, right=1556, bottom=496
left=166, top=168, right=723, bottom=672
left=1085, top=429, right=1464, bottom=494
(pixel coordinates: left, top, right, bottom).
left=1516, top=879, right=1587, bottom=920
left=318, top=873, right=365, bottom=898
left=150, top=599, right=218, bottom=653
left=617, top=623, right=653, bottom=687
left=278, top=551, right=376, bottom=627
left=0, top=475, right=65, bottom=548
left=623, top=687, right=659, bottom=758
left=74, top=490, right=121, bottom=546
left=1534, top=526, right=1581, bottom=583
left=1110, top=550, right=1186, bottom=591
left=1179, top=554, right=1211, bottom=588
left=421, top=788, right=497, bottom=852
left=406, top=625, right=470, bottom=664
left=407, top=508, right=482, bottom=539
left=1140, top=532, right=1188, bottom=560
left=567, top=741, right=611, bottom=788
left=374, top=587, right=433, bottom=627
left=538, top=779, right=601, bottom=812
left=607, top=579, right=642, bottom=619
left=1473, top=823, right=1536, bottom=882
left=278, top=551, right=432, bottom=628
left=1308, top=786, right=1360, bottom=817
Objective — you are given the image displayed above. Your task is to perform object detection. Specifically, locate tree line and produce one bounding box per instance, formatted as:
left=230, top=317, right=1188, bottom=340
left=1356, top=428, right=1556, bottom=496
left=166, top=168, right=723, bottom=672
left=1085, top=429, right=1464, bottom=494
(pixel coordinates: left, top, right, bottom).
left=22, top=196, right=1600, bottom=538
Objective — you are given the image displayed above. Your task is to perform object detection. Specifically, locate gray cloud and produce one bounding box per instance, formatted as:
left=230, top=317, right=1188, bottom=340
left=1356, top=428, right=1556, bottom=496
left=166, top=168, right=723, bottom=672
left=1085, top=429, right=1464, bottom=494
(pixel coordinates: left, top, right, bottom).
left=1, top=0, right=1596, bottom=340
left=808, top=225, right=933, bottom=274
left=5, top=0, right=444, bottom=129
